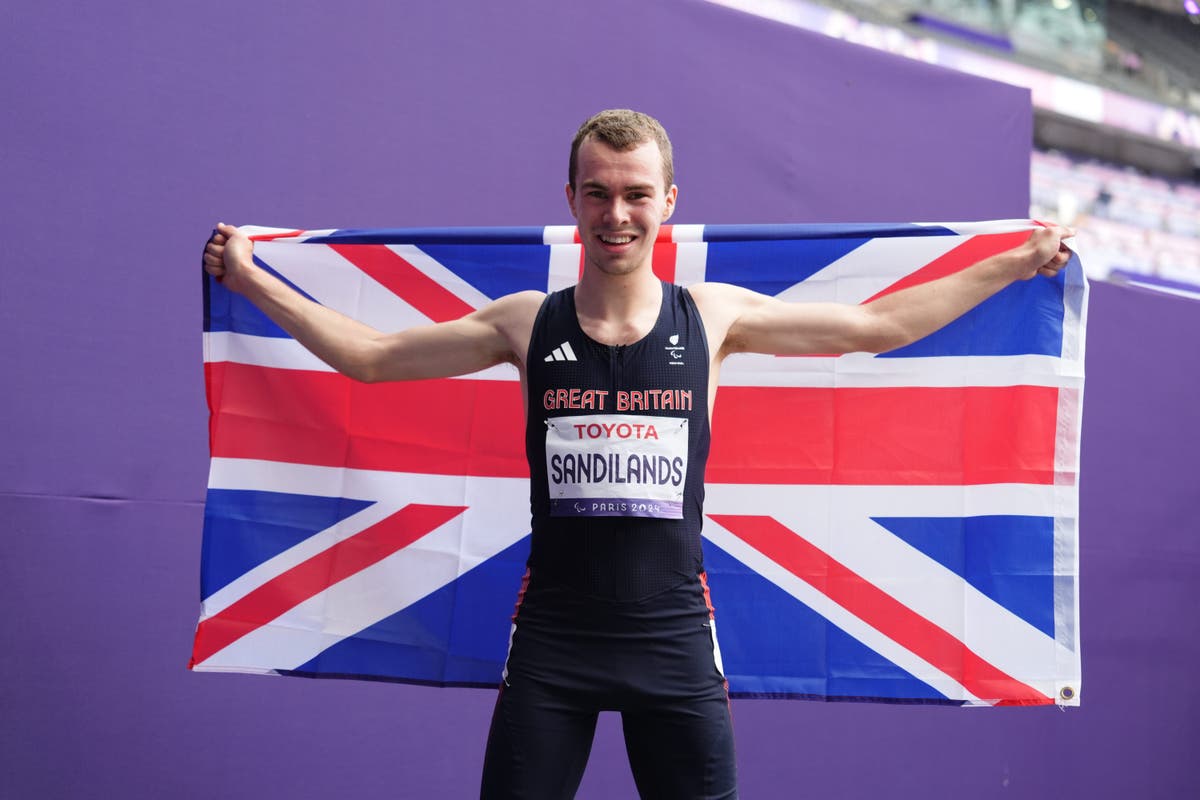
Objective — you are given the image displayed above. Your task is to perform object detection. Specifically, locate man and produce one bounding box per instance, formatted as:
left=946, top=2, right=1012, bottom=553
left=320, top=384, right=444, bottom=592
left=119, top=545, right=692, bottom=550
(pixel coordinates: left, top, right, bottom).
left=203, top=109, right=1072, bottom=799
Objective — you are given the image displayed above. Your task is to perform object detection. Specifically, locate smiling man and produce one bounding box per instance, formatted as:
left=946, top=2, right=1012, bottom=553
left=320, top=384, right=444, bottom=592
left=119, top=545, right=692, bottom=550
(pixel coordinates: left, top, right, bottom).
left=203, top=109, right=1072, bottom=799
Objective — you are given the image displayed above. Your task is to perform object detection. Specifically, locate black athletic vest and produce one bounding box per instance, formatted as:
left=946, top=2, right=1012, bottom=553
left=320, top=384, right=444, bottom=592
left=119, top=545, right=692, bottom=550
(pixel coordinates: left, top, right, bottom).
left=524, top=282, right=711, bottom=603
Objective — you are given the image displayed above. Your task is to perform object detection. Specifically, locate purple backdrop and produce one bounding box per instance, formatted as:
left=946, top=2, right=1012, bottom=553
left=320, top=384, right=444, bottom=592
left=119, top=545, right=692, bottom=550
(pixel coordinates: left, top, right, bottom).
left=2, top=0, right=1196, bottom=797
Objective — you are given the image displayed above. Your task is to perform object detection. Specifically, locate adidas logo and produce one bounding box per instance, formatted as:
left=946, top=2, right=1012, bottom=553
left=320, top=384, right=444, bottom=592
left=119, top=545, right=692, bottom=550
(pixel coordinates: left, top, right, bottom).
left=544, top=341, right=578, bottom=362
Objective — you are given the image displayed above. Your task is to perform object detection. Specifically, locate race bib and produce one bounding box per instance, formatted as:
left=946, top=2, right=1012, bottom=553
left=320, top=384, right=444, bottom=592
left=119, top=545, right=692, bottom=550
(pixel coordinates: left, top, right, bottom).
left=545, top=413, right=687, bottom=519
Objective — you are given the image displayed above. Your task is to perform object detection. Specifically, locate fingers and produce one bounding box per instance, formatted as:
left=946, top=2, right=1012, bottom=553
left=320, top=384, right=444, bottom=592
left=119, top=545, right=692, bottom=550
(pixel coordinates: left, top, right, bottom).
left=1054, top=230, right=1075, bottom=259
left=203, top=228, right=227, bottom=276
left=1033, top=224, right=1075, bottom=249
left=204, top=236, right=224, bottom=257
left=1031, top=226, right=1060, bottom=250
left=206, top=223, right=237, bottom=248
left=1035, top=221, right=1075, bottom=238
left=202, top=251, right=225, bottom=275
left=203, top=222, right=252, bottom=283
left=1028, top=223, right=1075, bottom=278
left=1035, top=249, right=1070, bottom=279
left=1045, top=247, right=1070, bottom=268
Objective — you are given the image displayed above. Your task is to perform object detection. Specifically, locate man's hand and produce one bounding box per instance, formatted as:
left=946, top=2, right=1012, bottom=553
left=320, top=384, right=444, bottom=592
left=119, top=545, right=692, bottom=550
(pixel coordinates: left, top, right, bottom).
left=202, top=223, right=255, bottom=291
left=1019, top=225, right=1075, bottom=280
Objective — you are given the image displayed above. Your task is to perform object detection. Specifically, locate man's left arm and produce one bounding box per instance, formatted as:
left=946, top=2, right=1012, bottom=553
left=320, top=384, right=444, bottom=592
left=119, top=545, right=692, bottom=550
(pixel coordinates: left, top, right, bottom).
left=700, top=225, right=1073, bottom=359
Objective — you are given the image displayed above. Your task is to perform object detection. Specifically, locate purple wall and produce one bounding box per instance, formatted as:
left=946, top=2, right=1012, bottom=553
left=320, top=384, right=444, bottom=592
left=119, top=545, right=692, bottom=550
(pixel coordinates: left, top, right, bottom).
left=3, top=0, right=1195, bottom=797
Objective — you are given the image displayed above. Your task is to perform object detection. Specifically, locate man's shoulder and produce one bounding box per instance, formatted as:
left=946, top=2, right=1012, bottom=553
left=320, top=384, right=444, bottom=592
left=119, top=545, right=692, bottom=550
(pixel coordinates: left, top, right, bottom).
left=683, top=282, right=774, bottom=359
left=686, top=281, right=760, bottom=308
left=487, top=290, right=548, bottom=315
left=479, top=289, right=548, bottom=339
left=498, top=289, right=550, bottom=305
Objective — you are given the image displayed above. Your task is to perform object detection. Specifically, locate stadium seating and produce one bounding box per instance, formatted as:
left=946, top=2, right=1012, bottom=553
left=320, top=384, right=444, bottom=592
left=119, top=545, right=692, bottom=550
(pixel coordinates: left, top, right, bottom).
left=1031, top=149, right=1200, bottom=285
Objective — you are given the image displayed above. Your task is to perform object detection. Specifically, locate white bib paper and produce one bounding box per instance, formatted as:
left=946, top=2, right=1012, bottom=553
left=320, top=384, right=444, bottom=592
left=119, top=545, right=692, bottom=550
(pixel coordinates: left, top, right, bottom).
left=545, top=413, right=688, bottom=519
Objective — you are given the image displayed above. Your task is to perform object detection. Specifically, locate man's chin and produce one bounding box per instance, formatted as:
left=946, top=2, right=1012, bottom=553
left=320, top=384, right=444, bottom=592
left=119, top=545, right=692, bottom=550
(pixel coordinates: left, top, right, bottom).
left=582, top=243, right=653, bottom=276
left=588, top=256, right=646, bottom=277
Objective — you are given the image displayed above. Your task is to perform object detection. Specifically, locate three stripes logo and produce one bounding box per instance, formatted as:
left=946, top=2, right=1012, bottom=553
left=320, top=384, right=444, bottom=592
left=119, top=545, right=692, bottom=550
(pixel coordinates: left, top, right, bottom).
left=544, top=341, right=577, bottom=363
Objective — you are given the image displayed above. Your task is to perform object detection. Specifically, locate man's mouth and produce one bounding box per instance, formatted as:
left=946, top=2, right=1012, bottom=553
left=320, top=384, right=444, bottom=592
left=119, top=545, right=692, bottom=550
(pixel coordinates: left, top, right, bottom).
left=598, top=233, right=636, bottom=245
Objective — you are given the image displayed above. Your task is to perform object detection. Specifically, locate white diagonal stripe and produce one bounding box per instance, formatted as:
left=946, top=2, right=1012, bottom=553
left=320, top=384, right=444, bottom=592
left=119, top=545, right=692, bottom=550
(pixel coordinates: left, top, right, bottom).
left=703, top=517, right=986, bottom=705
left=704, top=482, right=1075, bottom=703
left=388, top=244, right=493, bottom=310
left=774, top=235, right=967, bottom=305
left=195, top=496, right=529, bottom=671
left=257, top=242, right=429, bottom=332
left=202, top=460, right=529, bottom=617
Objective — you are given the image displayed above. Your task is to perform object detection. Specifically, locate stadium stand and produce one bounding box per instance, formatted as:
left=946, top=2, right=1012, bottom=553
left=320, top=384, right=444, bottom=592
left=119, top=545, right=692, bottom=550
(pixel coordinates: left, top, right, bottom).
left=833, top=0, right=1200, bottom=288
left=1031, top=149, right=1200, bottom=284
left=1106, top=0, right=1200, bottom=108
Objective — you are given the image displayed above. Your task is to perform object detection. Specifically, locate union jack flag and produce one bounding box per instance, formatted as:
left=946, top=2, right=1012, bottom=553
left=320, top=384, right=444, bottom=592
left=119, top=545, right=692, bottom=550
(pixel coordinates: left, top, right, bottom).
left=191, top=221, right=1086, bottom=706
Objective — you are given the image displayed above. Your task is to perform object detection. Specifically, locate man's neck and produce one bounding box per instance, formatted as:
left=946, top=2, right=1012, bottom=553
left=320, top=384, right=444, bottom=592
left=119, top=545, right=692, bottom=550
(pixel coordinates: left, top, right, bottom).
left=574, top=265, right=663, bottom=346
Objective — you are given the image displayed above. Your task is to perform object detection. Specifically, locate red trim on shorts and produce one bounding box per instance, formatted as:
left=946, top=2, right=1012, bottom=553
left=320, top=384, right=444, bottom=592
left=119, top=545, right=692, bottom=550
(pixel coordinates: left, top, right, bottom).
left=699, top=571, right=732, bottom=703
left=510, top=568, right=531, bottom=623
left=699, top=570, right=716, bottom=620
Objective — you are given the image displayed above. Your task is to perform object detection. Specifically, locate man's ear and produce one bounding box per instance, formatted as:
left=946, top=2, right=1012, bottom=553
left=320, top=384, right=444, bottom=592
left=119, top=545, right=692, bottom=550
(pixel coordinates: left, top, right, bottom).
left=565, top=183, right=578, bottom=220
left=662, top=184, right=678, bottom=221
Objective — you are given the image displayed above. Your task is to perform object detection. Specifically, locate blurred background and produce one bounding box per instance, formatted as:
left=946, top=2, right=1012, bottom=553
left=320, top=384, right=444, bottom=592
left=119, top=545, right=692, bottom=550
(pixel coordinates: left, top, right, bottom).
left=714, top=0, right=1200, bottom=296
left=4, top=1, right=1198, bottom=797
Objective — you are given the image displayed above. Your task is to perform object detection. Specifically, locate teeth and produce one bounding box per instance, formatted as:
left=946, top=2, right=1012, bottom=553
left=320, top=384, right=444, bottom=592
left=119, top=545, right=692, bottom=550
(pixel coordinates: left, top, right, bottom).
left=600, top=234, right=633, bottom=244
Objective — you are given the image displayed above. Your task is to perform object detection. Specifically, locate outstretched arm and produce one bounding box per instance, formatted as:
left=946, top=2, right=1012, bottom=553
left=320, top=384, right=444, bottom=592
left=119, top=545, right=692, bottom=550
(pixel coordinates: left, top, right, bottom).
left=694, top=225, right=1073, bottom=359
left=202, top=223, right=542, bottom=382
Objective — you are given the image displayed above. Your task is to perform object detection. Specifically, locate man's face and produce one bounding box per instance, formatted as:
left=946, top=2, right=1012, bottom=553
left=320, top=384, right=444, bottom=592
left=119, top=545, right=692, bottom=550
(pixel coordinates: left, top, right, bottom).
left=566, top=137, right=677, bottom=278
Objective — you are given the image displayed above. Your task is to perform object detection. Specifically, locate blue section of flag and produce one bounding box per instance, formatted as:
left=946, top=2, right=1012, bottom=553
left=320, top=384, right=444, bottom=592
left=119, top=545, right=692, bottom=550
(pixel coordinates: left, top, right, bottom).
left=702, top=540, right=949, bottom=702
left=881, top=271, right=1066, bottom=357
left=203, top=257, right=318, bottom=337
left=872, top=515, right=1055, bottom=638
left=418, top=244, right=552, bottom=300
left=704, top=238, right=870, bottom=298
left=205, top=277, right=287, bottom=337
left=292, top=535, right=532, bottom=685
left=200, top=489, right=374, bottom=600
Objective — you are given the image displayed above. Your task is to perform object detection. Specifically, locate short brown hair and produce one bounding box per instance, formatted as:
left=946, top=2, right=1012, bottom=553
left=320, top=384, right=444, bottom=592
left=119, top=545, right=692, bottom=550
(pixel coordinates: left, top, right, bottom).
left=568, top=109, right=674, bottom=191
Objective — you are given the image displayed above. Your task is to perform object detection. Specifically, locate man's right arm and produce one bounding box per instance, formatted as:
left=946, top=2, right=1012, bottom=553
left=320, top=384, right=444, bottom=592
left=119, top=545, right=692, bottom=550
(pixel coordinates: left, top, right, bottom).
left=203, top=223, right=542, bottom=382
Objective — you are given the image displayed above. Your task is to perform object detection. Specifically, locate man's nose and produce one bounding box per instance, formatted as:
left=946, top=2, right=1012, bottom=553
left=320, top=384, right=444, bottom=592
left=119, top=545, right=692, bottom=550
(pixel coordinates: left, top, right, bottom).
left=604, top=197, right=630, bottom=224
